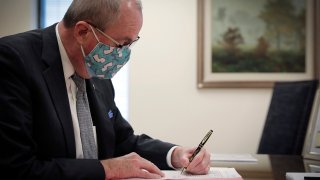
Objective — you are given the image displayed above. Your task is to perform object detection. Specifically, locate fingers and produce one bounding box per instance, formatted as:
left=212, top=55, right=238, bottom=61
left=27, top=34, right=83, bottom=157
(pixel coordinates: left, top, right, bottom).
left=185, top=148, right=211, bottom=175
left=171, top=146, right=195, bottom=168
left=138, top=169, right=163, bottom=179
left=171, top=146, right=211, bottom=175
left=101, top=152, right=164, bottom=179
left=138, top=156, right=164, bottom=178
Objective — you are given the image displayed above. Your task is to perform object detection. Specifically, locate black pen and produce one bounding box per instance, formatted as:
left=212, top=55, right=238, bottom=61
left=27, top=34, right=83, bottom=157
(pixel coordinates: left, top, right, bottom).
left=181, top=129, right=213, bottom=174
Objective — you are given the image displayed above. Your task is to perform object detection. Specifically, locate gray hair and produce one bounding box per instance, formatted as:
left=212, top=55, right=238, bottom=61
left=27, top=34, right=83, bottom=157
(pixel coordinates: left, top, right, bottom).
left=63, top=0, right=142, bottom=30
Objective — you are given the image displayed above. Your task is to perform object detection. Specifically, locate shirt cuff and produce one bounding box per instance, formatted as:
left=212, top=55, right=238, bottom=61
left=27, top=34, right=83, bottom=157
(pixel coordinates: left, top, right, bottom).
left=166, top=146, right=179, bottom=169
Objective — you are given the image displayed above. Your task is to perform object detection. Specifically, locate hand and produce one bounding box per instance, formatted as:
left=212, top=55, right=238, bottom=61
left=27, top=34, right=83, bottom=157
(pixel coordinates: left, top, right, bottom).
left=171, top=146, right=211, bottom=175
left=100, top=152, right=164, bottom=179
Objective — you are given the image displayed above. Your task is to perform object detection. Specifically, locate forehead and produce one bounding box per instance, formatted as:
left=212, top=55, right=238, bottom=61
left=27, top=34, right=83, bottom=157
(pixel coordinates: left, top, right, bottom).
left=105, top=1, right=143, bottom=37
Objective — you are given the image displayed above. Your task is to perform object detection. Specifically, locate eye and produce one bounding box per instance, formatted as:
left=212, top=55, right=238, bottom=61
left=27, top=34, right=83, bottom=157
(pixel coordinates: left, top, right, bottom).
left=121, top=41, right=131, bottom=46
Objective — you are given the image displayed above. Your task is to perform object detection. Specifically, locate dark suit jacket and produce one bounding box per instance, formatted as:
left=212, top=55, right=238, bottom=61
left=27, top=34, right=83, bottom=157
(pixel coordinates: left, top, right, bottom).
left=0, top=24, right=175, bottom=179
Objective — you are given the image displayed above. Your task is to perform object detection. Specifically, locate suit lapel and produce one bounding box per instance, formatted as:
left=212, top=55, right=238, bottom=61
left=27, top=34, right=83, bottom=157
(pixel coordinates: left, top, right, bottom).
left=41, top=24, right=76, bottom=157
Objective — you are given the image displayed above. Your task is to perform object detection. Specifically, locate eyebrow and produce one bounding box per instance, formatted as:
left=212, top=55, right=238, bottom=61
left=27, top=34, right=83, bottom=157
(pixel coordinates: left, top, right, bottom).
left=85, top=21, right=138, bottom=45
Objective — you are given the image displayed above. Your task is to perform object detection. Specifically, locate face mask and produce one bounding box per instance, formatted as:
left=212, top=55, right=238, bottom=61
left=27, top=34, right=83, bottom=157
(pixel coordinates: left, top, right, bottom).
left=80, top=26, right=131, bottom=79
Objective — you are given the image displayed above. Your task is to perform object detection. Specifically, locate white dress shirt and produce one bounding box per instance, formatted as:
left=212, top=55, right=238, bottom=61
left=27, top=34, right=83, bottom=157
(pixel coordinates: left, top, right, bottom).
left=55, top=24, right=97, bottom=159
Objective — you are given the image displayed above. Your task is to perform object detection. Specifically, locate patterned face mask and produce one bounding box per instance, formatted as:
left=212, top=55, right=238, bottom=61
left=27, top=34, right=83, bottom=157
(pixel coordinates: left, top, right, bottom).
left=80, top=26, right=131, bottom=79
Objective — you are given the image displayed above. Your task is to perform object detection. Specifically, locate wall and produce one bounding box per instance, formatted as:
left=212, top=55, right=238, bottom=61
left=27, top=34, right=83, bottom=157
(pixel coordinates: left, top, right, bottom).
left=0, top=0, right=273, bottom=154
left=130, top=0, right=273, bottom=153
left=0, top=0, right=38, bottom=36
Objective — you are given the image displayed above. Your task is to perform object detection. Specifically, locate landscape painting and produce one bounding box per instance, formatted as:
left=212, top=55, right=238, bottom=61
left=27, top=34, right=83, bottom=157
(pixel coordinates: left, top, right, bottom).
left=197, top=0, right=317, bottom=88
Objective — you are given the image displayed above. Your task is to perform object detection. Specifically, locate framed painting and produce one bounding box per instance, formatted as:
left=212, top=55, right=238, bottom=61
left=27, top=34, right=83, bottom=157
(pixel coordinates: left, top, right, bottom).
left=197, top=0, right=319, bottom=88
left=303, top=88, right=320, bottom=161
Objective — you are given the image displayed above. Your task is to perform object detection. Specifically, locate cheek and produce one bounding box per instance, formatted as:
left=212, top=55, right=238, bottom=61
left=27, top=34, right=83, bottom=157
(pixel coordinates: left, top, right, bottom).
left=83, top=41, right=98, bottom=55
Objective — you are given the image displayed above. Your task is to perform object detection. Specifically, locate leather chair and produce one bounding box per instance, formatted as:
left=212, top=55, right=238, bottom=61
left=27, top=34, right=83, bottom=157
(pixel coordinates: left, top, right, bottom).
left=258, top=80, right=318, bottom=155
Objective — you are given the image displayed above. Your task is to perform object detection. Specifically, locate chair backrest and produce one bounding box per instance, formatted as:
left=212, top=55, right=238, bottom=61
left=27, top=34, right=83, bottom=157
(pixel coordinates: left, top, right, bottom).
left=257, top=80, right=318, bottom=155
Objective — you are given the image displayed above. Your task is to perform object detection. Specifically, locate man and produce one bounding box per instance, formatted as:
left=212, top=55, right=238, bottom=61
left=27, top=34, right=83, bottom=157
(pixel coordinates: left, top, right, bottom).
left=0, top=0, right=210, bottom=179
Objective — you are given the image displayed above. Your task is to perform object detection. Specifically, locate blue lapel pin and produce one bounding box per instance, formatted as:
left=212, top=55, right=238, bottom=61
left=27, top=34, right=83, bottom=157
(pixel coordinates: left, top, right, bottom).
left=108, top=110, right=113, bottom=119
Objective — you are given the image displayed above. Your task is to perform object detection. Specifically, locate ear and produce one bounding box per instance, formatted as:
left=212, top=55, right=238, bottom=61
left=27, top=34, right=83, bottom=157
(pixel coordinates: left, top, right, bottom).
left=74, top=21, right=91, bottom=44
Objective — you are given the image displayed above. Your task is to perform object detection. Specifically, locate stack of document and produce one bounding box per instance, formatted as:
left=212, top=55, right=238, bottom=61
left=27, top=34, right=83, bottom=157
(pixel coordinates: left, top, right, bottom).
left=211, top=153, right=258, bottom=162
left=286, top=172, right=320, bottom=180
left=161, top=167, right=243, bottom=179
left=125, top=167, right=243, bottom=180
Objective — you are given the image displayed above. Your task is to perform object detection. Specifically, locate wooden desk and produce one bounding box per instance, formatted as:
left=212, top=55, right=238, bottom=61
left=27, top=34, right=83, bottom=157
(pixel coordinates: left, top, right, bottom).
left=211, top=154, right=320, bottom=180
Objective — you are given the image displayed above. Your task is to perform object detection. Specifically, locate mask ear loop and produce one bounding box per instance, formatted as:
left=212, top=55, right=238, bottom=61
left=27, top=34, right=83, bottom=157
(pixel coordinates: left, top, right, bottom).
left=80, top=25, right=101, bottom=57
left=89, top=25, right=100, bottom=43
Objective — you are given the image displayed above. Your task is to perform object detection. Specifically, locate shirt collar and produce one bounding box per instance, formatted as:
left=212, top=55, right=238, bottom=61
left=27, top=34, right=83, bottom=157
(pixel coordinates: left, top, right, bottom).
left=55, top=23, right=75, bottom=81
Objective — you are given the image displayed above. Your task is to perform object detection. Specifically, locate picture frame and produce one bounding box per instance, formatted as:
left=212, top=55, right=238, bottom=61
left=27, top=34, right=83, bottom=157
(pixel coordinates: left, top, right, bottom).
left=303, top=88, right=320, bottom=161
left=197, top=0, right=319, bottom=88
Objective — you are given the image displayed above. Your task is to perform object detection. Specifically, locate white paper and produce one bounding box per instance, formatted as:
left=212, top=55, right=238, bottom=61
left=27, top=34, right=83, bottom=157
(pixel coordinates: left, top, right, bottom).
left=161, top=167, right=242, bottom=179
left=286, top=172, right=320, bottom=180
left=123, top=167, right=242, bottom=180
left=211, top=153, right=257, bottom=162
